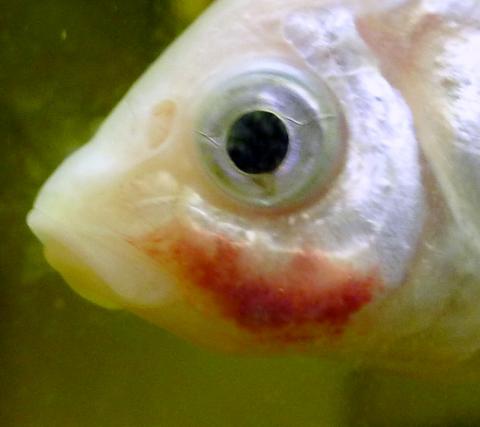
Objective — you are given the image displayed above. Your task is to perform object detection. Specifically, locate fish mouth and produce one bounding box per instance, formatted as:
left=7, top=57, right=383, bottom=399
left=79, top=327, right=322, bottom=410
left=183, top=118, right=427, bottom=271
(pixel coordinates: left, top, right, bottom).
left=27, top=208, right=176, bottom=309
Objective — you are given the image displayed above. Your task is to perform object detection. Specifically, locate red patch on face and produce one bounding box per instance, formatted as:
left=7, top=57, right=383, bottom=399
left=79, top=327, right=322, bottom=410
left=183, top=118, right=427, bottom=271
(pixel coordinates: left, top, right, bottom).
left=130, top=225, right=380, bottom=338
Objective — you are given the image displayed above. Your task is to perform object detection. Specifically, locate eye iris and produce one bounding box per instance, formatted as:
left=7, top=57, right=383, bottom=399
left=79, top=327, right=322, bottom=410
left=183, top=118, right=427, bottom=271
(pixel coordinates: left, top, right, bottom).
left=226, top=111, right=289, bottom=174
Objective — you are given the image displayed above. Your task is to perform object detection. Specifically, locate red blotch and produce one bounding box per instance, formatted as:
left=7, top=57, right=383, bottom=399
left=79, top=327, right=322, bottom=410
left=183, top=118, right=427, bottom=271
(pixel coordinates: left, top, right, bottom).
left=130, top=225, right=380, bottom=338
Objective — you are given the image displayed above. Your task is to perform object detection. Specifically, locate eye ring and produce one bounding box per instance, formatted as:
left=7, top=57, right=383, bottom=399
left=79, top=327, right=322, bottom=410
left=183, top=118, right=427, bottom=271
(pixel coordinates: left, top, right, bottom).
left=195, top=61, right=345, bottom=209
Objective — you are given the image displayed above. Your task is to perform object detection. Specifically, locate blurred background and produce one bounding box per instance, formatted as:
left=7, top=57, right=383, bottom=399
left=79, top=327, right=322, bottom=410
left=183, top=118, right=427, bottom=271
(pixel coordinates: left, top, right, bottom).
left=2, top=1, right=480, bottom=426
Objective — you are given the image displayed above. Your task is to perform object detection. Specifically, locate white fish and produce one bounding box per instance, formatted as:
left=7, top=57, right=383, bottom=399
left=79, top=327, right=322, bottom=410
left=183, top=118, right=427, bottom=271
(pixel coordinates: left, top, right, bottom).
left=27, top=0, right=480, bottom=376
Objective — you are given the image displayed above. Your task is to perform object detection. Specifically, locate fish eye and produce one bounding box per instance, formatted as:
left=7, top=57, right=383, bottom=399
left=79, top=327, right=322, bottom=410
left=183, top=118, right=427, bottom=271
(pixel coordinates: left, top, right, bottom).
left=195, top=63, right=344, bottom=208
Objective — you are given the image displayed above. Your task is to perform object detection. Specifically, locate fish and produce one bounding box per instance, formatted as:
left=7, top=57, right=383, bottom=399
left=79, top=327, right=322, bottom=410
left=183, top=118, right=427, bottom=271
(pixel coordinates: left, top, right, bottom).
left=27, top=0, right=480, bottom=376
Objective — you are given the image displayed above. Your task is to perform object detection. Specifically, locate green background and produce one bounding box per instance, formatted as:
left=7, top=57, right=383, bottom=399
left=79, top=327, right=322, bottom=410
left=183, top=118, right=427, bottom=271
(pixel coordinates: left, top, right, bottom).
left=2, top=1, right=480, bottom=426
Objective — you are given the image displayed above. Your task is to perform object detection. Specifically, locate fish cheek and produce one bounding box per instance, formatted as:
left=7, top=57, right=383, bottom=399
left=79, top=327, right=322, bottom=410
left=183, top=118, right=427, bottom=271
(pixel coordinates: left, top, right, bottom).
left=127, top=222, right=382, bottom=346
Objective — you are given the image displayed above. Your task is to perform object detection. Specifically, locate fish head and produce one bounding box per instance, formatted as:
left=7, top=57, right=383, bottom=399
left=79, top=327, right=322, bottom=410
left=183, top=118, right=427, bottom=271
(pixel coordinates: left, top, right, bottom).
left=27, top=0, right=480, bottom=371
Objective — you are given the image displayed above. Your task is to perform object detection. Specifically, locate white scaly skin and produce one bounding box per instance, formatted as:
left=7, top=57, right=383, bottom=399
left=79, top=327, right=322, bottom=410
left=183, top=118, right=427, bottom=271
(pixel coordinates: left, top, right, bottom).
left=28, top=0, right=480, bottom=377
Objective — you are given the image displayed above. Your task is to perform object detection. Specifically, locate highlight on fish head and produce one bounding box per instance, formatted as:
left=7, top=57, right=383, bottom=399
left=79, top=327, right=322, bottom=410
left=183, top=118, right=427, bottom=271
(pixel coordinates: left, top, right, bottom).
left=27, top=0, right=480, bottom=373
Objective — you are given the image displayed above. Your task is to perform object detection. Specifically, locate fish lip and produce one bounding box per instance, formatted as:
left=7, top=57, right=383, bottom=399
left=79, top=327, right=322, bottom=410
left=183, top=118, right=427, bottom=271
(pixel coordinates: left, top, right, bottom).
left=26, top=207, right=176, bottom=308
left=27, top=207, right=73, bottom=246
left=26, top=207, right=122, bottom=309
left=27, top=207, right=117, bottom=246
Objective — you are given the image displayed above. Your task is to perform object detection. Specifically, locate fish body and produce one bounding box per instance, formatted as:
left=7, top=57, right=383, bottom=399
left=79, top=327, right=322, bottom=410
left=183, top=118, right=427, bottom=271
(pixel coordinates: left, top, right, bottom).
left=28, top=0, right=480, bottom=375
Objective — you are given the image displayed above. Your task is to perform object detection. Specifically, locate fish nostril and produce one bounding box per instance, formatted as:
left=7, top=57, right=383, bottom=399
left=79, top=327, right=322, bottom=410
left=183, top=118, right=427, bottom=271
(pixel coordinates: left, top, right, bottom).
left=148, top=99, right=177, bottom=149
left=226, top=110, right=289, bottom=174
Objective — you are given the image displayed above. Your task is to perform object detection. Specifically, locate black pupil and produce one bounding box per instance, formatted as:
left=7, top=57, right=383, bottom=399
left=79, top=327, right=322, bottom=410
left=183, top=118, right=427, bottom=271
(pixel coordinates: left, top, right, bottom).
left=226, top=111, right=289, bottom=174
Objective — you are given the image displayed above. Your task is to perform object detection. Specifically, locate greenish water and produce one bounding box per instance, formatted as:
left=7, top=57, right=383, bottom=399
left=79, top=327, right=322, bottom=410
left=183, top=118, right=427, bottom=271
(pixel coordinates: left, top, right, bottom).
left=2, top=1, right=480, bottom=426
